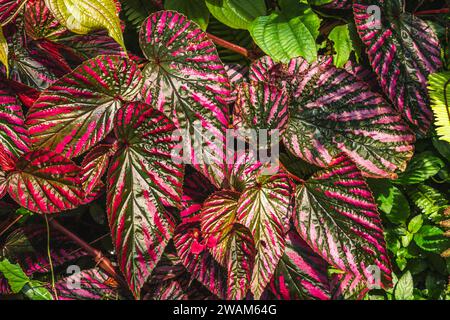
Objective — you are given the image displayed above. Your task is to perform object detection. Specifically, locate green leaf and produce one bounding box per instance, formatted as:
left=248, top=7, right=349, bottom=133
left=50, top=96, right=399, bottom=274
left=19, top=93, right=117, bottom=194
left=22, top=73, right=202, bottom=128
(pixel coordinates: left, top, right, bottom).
left=395, top=152, right=445, bottom=185
left=428, top=71, right=450, bottom=143
left=328, top=24, right=352, bottom=68
left=394, top=271, right=414, bottom=300
left=368, top=179, right=410, bottom=225
left=0, top=258, right=52, bottom=300
left=249, top=4, right=320, bottom=63
left=408, top=215, right=423, bottom=234
left=406, top=184, right=448, bottom=217
left=0, top=26, right=8, bottom=76
left=121, top=0, right=159, bottom=30
left=165, top=0, right=210, bottom=30
left=44, top=0, right=126, bottom=51
left=414, top=225, right=450, bottom=254
left=205, top=0, right=266, bottom=30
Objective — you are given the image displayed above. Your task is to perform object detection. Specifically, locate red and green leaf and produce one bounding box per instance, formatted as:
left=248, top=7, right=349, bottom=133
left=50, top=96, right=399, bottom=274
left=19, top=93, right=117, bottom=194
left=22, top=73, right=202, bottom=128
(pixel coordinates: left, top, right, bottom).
left=236, top=173, right=294, bottom=299
left=201, top=191, right=256, bottom=300
left=7, top=150, right=84, bottom=214
left=269, top=230, right=331, bottom=300
left=106, top=102, right=183, bottom=298
left=26, top=55, right=143, bottom=159
left=282, top=57, right=415, bottom=179
left=81, top=144, right=113, bottom=201
left=353, top=0, right=443, bottom=134
left=139, top=11, right=232, bottom=187
left=24, top=0, right=66, bottom=41
left=0, top=83, right=29, bottom=163
left=294, top=154, right=392, bottom=288
left=0, top=0, right=27, bottom=25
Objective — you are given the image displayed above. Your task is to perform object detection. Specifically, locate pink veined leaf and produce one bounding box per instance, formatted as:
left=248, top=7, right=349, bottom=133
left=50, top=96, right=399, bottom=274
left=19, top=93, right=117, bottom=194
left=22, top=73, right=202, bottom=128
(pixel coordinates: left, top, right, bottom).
left=81, top=144, right=113, bottom=200
left=6, top=150, right=84, bottom=214
left=233, top=82, right=289, bottom=134
left=330, top=272, right=370, bottom=300
left=294, top=154, right=392, bottom=289
left=26, top=55, right=143, bottom=159
left=281, top=56, right=415, bottom=179
left=0, top=82, right=30, bottom=164
left=344, top=60, right=380, bottom=92
left=0, top=0, right=27, bottom=25
left=0, top=169, right=6, bottom=198
left=173, top=217, right=228, bottom=299
left=201, top=191, right=256, bottom=300
left=53, top=268, right=120, bottom=300
left=353, top=0, right=443, bottom=135
left=224, top=63, right=248, bottom=104
left=269, top=230, right=331, bottom=300
left=236, top=173, right=294, bottom=299
left=139, top=11, right=232, bottom=188
left=107, top=102, right=184, bottom=299
left=24, top=0, right=66, bottom=41
left=5, top=79, right=40, bottom=109
left=3, top=225, right=88, bottom=275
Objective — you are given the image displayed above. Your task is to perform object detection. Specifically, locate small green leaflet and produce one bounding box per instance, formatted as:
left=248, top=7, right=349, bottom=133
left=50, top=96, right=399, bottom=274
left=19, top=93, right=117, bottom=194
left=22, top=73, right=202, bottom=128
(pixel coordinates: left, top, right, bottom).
left=394, top=271, right=414, bottom=300
left=205, top=0, right=266, bottom=30
left=328, top=24, right=353, bottom=68
left=395, top=152, right=445, bottom=185
left=44, top=0, right=126, bottom=51
left=165, top=0, right=210, bottom=30
left=0, top=259, right=53, bottom=300
left=249, top=2, right=320, bottom=63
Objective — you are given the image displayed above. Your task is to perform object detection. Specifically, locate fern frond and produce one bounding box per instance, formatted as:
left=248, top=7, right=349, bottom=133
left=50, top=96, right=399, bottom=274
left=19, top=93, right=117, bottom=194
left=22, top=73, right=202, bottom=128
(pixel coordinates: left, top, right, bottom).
left=428, top=71, right=450, bottom=143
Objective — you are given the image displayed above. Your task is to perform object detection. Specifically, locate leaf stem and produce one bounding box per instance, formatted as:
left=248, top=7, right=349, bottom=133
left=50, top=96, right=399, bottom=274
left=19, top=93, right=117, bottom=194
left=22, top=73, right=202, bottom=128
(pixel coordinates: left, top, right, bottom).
left=206, top=33, right=250, bottom=58
left=44, top=215, right=58, bottom=300
left=48, top=218, right=128, bottom=290
left=0, top=215, right=23, bottom=238
left=414, top=8, right=449, bottom=15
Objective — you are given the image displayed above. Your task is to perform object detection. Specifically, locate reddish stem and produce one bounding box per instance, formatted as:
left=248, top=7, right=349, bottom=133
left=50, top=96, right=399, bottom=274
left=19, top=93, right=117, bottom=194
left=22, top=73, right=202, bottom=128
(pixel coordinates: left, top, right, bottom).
left=48, top=219, right=128, bottom=290
left=415, top=8, right=449, bottom=15
left=206, top=33, right=250, bottom=58
left=279, top=162, right=305, bottom=184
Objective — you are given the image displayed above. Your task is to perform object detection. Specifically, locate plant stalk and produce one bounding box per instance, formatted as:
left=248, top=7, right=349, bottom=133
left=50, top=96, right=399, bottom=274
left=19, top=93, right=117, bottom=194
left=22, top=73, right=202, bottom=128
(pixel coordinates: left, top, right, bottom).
left=414, top=8, right=449, bottom=15
left=206, top=33, right=250, bottom=58
left=0, top=215, right=23, bottom=238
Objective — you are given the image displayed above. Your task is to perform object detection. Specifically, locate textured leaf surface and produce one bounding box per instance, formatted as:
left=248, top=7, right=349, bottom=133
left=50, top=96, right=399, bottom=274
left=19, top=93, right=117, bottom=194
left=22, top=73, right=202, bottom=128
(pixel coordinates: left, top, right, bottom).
left=7, top=150, right=84, bottom=214
left=329, top=24, right=352, bottom=68
left=81, top=144, right=112, bottom=200
left=428, top=72, right=450, bottom=143
left=44, top=0, right=125, bottom=50
left=140, top=11, right=231, bottom=187
left=26, top=55, right=143, bottom=159
left=205, top=0, right=266, bottom=30
left=395, top=152, right=444, bottom=185
left=0, top=83, right=29, bottom=163
left=249, top=3, right=320, bottom=63
left=0, top=0, right=27, bottom=25
left=283, top=57, right=415, bottom=179
left=107, top=103, right=183, bottom=298
left=0, top=26, right=7, bottom=75
left=201, top=191, right=256, bottom=300
left=269, top=230, right=331, bottom=300
left=406, top=185, right=448, bottom=217
left=233, top=82, right=289, bottom=134
left=24, top=0, right=66, bottom=40
left=174, top=218, right=227, bottom=299
left=165, top=0, right=210, bottom=31
left=236, top=173, right=293, bottom=298
left=354, top=0, right=443, bottom=134
left=295, top=155, right=392, bottom=288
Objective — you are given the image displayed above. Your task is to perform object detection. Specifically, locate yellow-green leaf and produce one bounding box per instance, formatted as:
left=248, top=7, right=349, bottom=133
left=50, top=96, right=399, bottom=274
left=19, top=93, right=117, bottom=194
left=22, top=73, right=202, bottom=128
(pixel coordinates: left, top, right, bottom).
left=44, top=0, right=125, bottom=51
left=0, top=26, right=8, bottom=76
left=428, top=71, right=450, bottom=143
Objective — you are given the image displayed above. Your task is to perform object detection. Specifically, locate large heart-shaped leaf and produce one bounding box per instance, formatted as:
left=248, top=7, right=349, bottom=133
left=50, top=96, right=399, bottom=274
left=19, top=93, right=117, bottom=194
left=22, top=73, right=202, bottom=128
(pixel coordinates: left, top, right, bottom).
left=353, top=0, right=443, bottom=134
left=0, top=83, right=29, bottom=163
left=201, top=191, right=256, bottom=300
left=282, top=57, right=415, bottom=179
left=294, top=154, right=392, bottom=288
left=139, top=11, right=232, bottom=187
left=7, top=150, right=84, bottom=214
left=107, top=102, right=183, bottom=298
left=236, top=173, right=293, bottom=299
left=174, top=218, right=227, bottom=299
left=233, top=82, right=289, bottom=134
left=269, top=230, right=331, bottom=300
left=26, top=55, right=143, bottom=159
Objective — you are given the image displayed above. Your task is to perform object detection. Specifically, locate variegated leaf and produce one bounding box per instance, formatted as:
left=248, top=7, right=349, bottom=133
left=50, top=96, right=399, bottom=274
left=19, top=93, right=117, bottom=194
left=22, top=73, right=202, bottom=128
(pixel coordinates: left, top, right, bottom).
left=7, top=150, right=84, bottom=214
left=269, top=230, right=331, bottom=300
left=353, top=0, right=443, bottom=135
left=26, top=55, right=143, bottom=159
left=81, top=144, right=112, bottom=200
left=294, top=154, right=392, bottom=288
left=139, top=11, right=232, bottom=187
left=236, top=173, right=293, bottom=299
left=0, top=0, right=27, bottom=25
left=24, top=0, right=66, bottom=40
left=201, top=191, right=256, bottom=300
left=330, top=272, right=369, bottom=300
left=282, top=57, right=415, bottom=179
left=107, top=102, right=183, bottom=298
